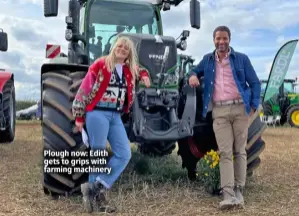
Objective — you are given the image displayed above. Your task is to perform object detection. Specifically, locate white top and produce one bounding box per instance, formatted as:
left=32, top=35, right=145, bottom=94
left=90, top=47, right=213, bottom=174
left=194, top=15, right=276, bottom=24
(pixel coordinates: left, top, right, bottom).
left=81, top=128, right=89, bottom=147
left=115, top=63, right=123, bottom=78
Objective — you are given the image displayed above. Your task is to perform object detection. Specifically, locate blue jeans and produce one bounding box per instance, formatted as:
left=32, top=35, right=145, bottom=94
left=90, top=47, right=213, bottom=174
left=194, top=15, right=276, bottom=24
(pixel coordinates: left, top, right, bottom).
left=85, top=109, right=131, bottom=189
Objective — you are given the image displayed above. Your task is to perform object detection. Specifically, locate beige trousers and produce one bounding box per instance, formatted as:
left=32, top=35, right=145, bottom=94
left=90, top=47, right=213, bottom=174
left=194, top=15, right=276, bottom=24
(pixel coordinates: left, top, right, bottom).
left=212, top=103, right=249, bottom=194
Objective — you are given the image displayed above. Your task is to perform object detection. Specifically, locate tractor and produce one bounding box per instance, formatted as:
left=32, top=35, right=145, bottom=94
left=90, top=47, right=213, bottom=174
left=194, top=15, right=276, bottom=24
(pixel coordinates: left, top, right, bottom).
left=260, top=78, right=299, bottom=127
left=41, top=0, right=266, bottom=197
left=0, top=29, right=16, bottom=143
left=41, top=0, right=200, bottom=196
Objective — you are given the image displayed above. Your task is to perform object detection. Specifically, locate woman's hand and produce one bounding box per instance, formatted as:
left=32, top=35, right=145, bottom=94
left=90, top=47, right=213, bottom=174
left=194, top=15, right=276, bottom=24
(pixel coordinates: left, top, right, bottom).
left=75, top=121, right=84, bottom=132
left=141, top=76, right=151, bottom=88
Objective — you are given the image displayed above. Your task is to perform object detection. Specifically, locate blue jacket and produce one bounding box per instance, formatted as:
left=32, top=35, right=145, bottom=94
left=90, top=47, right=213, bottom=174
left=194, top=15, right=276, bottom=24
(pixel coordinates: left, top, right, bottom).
left=190, top=47, right=261, bottom=118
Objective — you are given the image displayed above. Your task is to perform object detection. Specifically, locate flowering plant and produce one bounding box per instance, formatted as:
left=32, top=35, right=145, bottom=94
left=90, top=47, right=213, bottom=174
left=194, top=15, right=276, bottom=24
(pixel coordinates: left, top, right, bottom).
left=197, top=149, right=221, bottom=195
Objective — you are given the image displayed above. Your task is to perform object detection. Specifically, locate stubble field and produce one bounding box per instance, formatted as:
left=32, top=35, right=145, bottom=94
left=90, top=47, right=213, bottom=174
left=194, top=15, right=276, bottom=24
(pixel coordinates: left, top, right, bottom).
left=0, top=121, right=298, bottom=216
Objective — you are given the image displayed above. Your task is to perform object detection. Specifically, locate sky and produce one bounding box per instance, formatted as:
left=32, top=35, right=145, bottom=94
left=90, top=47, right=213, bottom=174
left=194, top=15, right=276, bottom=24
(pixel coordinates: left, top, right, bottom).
left=0, top=0, right=299, bottom=101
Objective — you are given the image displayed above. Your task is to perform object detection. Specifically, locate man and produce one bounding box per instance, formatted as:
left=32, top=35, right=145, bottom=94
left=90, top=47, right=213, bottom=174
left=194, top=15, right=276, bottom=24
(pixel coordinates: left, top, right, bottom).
left=189, top=26, right=261, bottom=210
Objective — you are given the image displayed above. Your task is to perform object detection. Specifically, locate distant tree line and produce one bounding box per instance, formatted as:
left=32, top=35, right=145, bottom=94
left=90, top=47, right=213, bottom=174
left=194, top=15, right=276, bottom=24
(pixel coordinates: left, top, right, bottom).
left=16, top=100, right=37, bottom=111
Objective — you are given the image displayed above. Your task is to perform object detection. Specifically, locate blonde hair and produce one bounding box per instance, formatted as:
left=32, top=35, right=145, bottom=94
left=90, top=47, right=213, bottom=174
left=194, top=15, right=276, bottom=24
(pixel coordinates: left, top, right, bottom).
left=100, top=36, right=139, bottom=82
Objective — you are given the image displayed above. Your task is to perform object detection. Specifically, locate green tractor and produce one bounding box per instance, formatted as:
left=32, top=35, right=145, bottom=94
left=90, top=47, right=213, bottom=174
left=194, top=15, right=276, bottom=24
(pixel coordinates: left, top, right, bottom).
left=41, top=0, right=266, bottom=197
left=260, top=78, right=299, bottom=127
left=41, top=0, right=201, bottom=196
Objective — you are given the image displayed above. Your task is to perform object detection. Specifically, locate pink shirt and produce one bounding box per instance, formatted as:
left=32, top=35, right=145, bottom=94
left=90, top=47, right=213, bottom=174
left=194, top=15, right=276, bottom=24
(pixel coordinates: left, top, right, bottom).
left=212, top=50, right=241, bottom=102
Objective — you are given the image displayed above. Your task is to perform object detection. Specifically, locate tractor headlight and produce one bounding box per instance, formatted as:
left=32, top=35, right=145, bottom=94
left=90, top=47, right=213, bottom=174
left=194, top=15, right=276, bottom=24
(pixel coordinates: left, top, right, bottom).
left=181, top=40, right=187, bottom=50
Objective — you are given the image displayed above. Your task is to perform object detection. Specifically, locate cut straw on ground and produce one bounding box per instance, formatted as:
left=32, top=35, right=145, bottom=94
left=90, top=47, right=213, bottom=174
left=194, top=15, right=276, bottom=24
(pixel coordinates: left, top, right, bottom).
left=0, top=122, right=298, bottom=216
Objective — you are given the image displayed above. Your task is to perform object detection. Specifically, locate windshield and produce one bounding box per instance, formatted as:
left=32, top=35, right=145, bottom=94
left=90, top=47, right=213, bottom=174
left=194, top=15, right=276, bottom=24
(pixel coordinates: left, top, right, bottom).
left=87, top=0, right=160, bottom=63
left=284, top=82, right=294, bottom=93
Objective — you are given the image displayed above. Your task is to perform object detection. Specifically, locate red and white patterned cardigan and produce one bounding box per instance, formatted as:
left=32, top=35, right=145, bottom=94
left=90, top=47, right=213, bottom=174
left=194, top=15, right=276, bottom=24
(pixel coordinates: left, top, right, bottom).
left=72, top=57, right=149, bottom=124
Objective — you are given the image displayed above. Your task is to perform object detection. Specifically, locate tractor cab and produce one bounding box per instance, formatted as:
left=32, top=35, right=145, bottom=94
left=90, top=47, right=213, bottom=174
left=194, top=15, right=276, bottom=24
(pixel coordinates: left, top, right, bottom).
left=261, top=78, right=297, bottom=98
left=85, top=0, right=162, bottom=62
left=282, top=78, right=297, bottom=93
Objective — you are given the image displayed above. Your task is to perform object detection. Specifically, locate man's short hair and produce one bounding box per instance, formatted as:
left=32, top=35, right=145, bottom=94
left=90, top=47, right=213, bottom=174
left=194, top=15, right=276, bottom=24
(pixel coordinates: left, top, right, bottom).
left=213, top=26, right=231, bottom=39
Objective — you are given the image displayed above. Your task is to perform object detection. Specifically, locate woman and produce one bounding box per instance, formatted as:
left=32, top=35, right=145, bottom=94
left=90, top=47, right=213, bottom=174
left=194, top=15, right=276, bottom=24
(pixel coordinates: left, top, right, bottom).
left=72, top=36, right=151, bottom=213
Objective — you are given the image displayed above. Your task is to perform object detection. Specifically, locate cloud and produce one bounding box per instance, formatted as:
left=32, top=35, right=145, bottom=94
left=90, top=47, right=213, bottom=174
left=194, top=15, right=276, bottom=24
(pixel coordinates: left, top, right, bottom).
left=0, top=0, right=299, bottom=100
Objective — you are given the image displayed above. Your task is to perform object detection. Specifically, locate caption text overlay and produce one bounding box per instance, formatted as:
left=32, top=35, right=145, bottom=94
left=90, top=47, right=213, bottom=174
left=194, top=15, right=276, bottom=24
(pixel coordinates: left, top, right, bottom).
left=43, top=149, right=111, bottom=175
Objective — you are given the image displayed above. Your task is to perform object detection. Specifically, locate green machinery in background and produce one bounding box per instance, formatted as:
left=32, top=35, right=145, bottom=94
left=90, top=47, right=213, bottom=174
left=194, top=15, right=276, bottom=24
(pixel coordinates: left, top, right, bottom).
left=260, top=78, right=299, bottom=127
left=260, top=39, right=299, bottom=128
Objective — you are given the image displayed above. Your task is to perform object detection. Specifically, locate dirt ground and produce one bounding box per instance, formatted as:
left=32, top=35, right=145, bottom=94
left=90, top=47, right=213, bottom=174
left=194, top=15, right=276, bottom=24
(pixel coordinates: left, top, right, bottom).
left=0, top=121, right=298, bottom=216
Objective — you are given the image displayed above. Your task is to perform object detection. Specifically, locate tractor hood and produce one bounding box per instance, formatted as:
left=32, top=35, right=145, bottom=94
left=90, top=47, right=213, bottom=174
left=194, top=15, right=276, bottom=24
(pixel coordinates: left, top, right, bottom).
left=119, top=33, right=177, bottom=86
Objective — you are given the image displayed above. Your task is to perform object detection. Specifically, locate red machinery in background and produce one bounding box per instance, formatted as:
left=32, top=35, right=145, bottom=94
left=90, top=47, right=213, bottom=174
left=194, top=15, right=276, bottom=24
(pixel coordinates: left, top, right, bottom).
left=0, top=29, right=16, bottom=143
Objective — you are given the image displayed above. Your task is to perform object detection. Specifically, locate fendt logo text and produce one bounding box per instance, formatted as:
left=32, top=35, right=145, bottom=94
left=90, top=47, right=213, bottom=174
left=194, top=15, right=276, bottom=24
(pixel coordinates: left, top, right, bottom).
left=149, top=54, right=164, bottom=60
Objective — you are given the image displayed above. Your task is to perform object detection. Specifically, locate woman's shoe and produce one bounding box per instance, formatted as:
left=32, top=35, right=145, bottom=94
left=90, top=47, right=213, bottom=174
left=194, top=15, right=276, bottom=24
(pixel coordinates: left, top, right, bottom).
left=81, top=181, right=104, bottom=213
left=81, top=182, right=96, bottom=213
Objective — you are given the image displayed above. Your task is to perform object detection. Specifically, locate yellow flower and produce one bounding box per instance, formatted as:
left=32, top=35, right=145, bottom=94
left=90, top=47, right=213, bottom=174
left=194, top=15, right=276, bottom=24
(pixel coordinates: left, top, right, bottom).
left=204, top=173, right=209, bottom=176
left=210, top=164, right=213, bottom=169
left=212, top=154, right=216, bottom=161
left=207, top=150, right=214, bottom=156
left=206, top=160, right=209, bottom=164
left=212, top=161, right=218, bottom=168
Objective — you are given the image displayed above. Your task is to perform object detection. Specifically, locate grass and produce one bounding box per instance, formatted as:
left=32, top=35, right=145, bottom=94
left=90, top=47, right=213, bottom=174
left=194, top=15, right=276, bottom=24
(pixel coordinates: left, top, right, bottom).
left=0, top=121, right=299, bottom=215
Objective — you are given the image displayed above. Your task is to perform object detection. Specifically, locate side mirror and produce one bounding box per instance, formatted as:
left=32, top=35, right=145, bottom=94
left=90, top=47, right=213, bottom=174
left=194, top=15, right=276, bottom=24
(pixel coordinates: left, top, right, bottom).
left=0, top=29, right=8, bottom=52
left=190, top=0, right=200, bottom=29
left=44, top=0, right=59, bottom=17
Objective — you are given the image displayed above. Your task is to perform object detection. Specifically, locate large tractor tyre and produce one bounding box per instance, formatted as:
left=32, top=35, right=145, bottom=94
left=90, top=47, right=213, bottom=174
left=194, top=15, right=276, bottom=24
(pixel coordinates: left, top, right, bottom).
left=178, top=113, right=266, bottom=181
left=247, top=111, right=267, bottom=150
left=0, top=79, right=16, bottom=143
left=287, top=105, right=299, bottom=128
left=247, top=157, right=261, bottom=175
left=137, top=141, right=176, bottom=157
left=42, top=69, right=89, bottom=197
